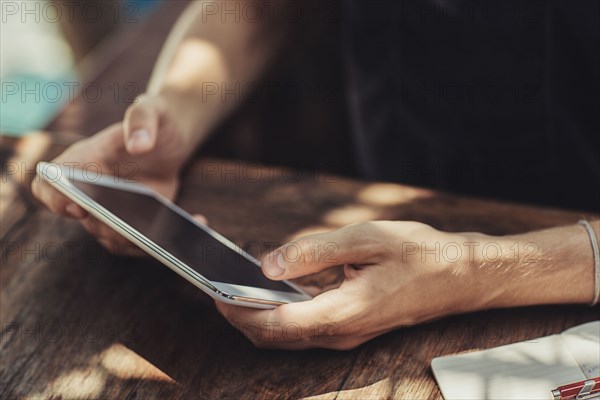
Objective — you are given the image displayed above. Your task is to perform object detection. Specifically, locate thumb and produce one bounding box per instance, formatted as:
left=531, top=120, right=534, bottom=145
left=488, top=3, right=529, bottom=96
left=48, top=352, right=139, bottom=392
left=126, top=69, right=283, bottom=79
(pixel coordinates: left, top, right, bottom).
left=261, top=227, right=365, bottom=280
left=123, top=96, right=163, bottom=155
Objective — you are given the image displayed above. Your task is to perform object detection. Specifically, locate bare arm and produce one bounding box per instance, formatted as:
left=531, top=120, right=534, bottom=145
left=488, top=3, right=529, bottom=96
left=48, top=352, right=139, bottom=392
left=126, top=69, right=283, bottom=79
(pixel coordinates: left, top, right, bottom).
left=32, top=1, right=295, bottom=248
left=216, top=219, right=599, bottom=350
left=473, top=220, right=599, bottom=308
left=145, top=0, right=291, bottom=153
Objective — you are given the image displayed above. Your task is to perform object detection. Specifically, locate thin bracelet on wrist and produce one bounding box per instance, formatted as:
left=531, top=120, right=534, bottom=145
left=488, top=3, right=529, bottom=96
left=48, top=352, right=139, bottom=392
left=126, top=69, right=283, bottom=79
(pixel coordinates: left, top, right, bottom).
left=578, top=220, right=600, bottom=306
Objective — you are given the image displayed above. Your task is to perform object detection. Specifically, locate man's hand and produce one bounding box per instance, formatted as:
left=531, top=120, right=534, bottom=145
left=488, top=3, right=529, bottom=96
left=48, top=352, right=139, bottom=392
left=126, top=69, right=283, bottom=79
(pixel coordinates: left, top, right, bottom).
left=32, top=95, right=192, bottom=254
left=216, top=220, right=598, bottom=350
left=215, top=221, right=487, bottom=350
left=33, top=0, right=295, bottom=254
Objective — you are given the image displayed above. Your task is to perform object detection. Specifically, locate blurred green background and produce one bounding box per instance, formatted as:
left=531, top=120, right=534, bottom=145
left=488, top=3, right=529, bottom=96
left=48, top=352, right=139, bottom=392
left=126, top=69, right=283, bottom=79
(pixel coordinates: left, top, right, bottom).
left=1, top=0, right=159, bottom=136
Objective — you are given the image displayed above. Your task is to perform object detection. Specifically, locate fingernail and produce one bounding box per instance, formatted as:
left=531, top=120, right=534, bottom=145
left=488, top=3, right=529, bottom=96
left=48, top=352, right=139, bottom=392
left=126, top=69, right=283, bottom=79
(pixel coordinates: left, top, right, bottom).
left=264, top=252, right=286, bottom=277
left=129, top=129, right=151, bottom=150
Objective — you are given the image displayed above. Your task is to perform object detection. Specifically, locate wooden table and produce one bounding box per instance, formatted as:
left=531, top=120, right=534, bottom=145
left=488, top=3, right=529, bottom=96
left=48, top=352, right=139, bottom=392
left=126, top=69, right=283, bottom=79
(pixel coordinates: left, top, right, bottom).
left=1, top=3, right=598, bottom=399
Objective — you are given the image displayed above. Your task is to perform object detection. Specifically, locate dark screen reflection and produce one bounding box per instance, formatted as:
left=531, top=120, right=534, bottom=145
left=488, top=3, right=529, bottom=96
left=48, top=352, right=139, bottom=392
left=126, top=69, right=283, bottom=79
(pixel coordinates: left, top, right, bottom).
left=71, top=180, right=297, bottom=293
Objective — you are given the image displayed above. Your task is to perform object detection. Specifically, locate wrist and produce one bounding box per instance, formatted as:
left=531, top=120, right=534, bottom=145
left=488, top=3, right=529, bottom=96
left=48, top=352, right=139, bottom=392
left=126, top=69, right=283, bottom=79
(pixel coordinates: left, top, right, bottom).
left=152, top=43, right=232, bottom=152
left=459, top=232, right=521, bottom=310
left=466, top=225, right=596, bottom=310
left=156, top=91, right=203, bottom=149
left=415, top=231, right=499, bottom=317
left=447, top=232, right=504, bottom=313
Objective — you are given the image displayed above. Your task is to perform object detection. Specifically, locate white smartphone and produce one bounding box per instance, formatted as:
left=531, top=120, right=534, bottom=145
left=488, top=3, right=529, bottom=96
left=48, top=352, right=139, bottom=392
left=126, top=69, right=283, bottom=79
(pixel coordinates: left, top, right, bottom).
left=36, top=161, right=312, bottom=309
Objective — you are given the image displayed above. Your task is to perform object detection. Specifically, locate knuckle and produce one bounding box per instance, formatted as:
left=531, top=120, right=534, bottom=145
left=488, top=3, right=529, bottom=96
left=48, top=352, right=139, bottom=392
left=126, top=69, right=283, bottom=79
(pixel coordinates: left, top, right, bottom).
left=355, top=221, right=380, bottom=236
left=340, top=320, right=363, bottom=337
left=287, top=235, right=329, bottom=265
left=279, top=241, right=306, bottom=265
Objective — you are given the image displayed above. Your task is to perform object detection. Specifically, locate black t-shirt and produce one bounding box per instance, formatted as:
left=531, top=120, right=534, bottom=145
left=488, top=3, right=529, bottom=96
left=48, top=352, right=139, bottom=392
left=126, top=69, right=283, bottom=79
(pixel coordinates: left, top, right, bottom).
left=343, top=0, right=599, bottom=211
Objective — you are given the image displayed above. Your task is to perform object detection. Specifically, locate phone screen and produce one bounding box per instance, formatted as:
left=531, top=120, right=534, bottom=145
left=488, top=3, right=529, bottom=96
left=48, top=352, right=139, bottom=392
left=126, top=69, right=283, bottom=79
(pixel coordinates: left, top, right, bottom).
left=70, top=180, right=299, bottom=294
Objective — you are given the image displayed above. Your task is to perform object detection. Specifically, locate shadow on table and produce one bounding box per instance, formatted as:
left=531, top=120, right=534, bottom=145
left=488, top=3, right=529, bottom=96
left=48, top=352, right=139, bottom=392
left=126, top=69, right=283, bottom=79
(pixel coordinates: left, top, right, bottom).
left=1, top=176, right=591, bottom=399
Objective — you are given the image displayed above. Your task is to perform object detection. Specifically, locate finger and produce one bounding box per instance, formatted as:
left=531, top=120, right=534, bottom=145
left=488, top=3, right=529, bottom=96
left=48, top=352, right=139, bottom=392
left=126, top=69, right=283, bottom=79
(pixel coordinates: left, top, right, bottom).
left=123, top=96, right=163, bottom=155
left=261, top=223, right=380, bottom=280
left=192, top=214, right=208, bottom=226
left=80, top=217, right=116, bottom=245
left=97, top=236, right=143, bottom=257
left=215, top=286, right=362, bottom=350
left=80, top=216, right=108, bottom=237
left=31, top=179, right=87, bottom=219
left=80, top=216, right=141, bottom=256
left=65, top=203, right=87, bottom=219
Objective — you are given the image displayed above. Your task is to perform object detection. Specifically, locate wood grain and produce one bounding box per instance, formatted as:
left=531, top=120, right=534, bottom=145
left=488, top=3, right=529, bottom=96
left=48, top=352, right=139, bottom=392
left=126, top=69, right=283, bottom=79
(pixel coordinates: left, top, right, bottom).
left=1, top=143, right=598, bottom=398
left=2, top=1, right=598, bottom=398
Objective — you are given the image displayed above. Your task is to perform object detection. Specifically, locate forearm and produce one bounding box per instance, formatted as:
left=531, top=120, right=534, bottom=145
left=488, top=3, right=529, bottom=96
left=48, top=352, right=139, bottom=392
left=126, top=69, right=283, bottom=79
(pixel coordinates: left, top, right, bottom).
left=147, top=1, right=290, bottom=151
left=469, top=220, right=599, bottom=309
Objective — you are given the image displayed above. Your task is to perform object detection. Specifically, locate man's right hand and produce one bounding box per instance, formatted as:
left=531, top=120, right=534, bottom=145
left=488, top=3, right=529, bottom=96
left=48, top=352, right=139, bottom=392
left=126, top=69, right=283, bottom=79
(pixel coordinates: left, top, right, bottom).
left=32, top=95, right=194, bottom=254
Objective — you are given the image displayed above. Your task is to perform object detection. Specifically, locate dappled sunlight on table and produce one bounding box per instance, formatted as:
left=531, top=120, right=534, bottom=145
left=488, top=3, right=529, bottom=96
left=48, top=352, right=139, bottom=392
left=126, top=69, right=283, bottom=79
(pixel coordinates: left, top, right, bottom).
left=25, top=367, right=106, bottom=400
left=303, top=378, right=393, bottom=400
left=99, top=343, right=176, bottom=382
left=24, top=343, right=176, bottom=400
